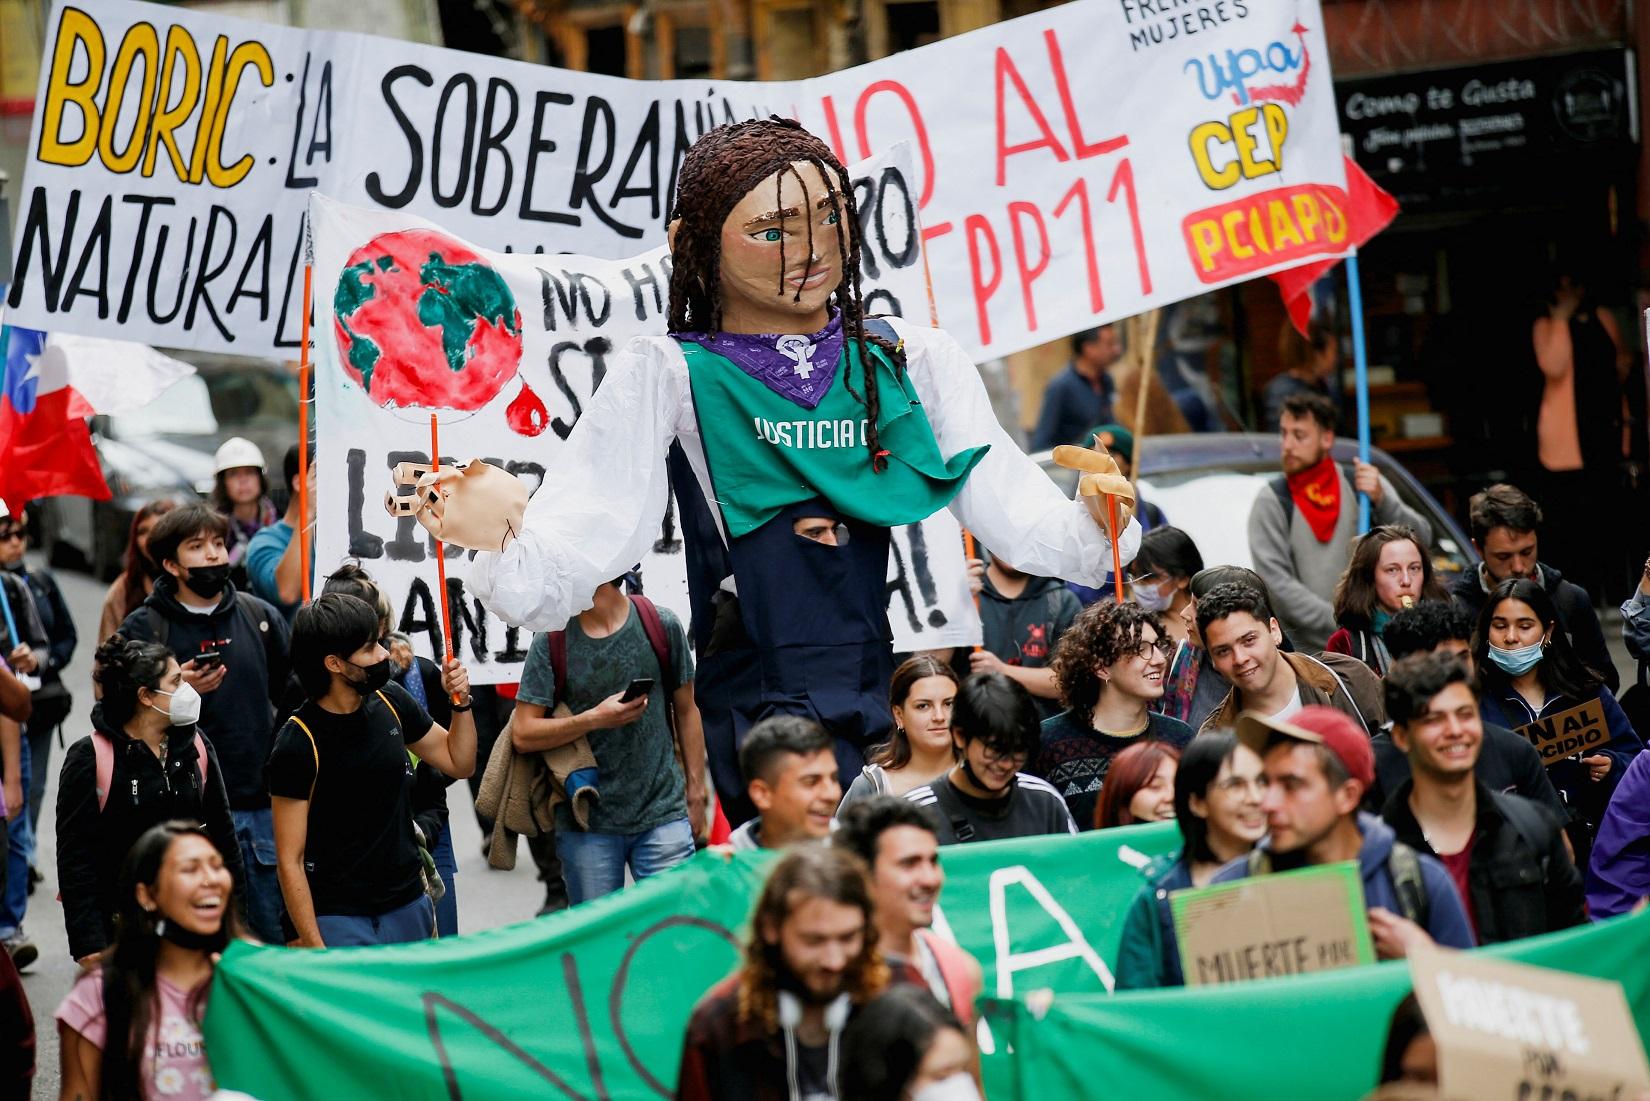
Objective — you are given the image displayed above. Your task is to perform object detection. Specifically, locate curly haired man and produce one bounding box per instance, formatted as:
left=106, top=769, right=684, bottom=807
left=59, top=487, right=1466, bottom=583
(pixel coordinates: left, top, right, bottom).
left=1031, top=601, right=1194, bottom=827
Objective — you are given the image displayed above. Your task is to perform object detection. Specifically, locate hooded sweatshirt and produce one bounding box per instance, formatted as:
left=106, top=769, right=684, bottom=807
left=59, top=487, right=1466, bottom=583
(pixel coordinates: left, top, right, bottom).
left=55, top=704, right=244, bottom=959
left=978, top=571, right=1082, bottom=721
left=1450, top=562, right=1617, bottom=692
left=1207, top=812, right=1475, bottom=949
left=117, top=577, right=290, bottom=809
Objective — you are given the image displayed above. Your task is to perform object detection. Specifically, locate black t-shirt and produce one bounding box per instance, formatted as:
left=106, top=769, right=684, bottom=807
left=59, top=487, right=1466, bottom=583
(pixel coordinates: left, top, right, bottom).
left=265, top=682, right=433, bottom=916
left=905, top=772, right=1078, bottom=845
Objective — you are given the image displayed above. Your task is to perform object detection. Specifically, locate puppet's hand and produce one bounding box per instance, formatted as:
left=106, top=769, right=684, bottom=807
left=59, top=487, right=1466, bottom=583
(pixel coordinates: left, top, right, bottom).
left=386, top=459, right=528, bottom=552
left=1052, top=442, right=1136, bottom=539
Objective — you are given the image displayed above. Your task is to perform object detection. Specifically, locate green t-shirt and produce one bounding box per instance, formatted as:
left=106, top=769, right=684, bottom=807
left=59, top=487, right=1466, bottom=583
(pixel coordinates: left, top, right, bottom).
left=517, top=605, right=694, bottom=834
left=681, top=338, right=987, bottom=538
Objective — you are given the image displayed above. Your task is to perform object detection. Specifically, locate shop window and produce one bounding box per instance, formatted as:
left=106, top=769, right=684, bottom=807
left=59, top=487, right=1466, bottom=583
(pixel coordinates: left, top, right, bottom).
left=886, top=0, right=939, bottom=52
left=548, top=9, right=644, bottom=78
left=656, top=7, right=726, bottom=79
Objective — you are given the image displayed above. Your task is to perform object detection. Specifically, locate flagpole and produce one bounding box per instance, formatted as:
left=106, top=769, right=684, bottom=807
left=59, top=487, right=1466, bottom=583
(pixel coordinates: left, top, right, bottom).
left=1347, top=249, right=1373, bottom=535
left=297, top=264, right=314, bottom=602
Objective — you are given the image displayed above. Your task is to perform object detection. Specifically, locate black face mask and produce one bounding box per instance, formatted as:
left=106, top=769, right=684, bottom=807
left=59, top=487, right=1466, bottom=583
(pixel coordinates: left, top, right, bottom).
left=155, top=915, right=229, bottom=954
left=350, top=658, right=393, bottom=696
left=183, top=563, right=230, bottom=599
left=960, top=755, right=1015, bottom=800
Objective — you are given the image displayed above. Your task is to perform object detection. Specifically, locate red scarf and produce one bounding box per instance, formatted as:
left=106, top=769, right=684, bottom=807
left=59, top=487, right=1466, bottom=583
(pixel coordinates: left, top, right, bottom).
left=1286, top=456, right=1341, bottom=543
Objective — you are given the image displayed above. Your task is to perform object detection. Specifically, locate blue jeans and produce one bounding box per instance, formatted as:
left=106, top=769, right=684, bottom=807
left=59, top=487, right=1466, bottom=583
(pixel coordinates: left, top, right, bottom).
left=316, top=894, right=434, bottom=947
left=0, top=738, right=32, bottom=936
left=432, top=825, right=457, bottom=938
left=232, top=808, right=285, bottom=945
left=554, top=818, right=694, bottom=906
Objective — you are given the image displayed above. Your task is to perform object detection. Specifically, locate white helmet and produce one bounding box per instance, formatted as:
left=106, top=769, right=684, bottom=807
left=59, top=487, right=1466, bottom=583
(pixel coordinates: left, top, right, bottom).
left=213, top=436, right=265, bottom=474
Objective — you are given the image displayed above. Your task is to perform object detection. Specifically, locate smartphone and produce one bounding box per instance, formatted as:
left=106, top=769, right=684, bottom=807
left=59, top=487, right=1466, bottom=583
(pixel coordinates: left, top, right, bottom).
left=195, top=650, right=223, bottom=668
left=619, top=677, right=654, bottom=703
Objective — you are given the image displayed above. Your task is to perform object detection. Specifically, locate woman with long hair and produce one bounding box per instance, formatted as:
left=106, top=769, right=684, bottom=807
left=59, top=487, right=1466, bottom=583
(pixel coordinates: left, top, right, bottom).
left=58, top=638, right=242, bottom=971
left=1093, top=740, right=1180, bottom=829
left=1474, top=577, right=1641, bottom=842
left=1114, top=732, right=1267, bottom=988
left=98, top=500, right=177, bottom=644
left=1036, top=602, right=1193, bottom=828
left=1130, top=526, right=1203, bottom=646
left=840, top=986, right=980, bottom=1101
left=57, top=820, right=241, bottom=1100
left=1327, top=525, right=1445, bottom=675
left=839, top=656, right=960, bottom=808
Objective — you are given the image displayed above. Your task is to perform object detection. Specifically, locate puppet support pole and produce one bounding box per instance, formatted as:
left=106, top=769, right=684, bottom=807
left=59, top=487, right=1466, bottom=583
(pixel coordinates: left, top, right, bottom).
left=297, top=264, right=313, bottom=602
left=429, top=415, right=460, bottom=702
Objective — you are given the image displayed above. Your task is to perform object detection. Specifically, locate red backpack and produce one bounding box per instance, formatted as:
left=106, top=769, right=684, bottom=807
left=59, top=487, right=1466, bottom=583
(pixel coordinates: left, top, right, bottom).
left=545, top=594, right=678, bottom=736
left=92, top=729, right=209, bottom=811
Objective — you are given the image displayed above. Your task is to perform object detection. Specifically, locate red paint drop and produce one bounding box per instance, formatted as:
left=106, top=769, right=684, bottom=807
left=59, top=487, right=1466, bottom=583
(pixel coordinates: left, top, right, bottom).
left=506, top=381, right=550, bottom=437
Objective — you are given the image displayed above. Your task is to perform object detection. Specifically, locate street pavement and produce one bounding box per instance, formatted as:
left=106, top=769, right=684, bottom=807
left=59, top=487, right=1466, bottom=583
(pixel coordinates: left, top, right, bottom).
left=19, top=558, right=544, bottom=1098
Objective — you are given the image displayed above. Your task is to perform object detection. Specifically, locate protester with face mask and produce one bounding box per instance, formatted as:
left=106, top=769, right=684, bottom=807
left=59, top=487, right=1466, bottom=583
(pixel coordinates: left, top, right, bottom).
left=57, top=821, right=240, bottom=1100
left=116, top=503, right=289, bottom=946
left=266, top=594, right=476, bottom=947
left=1473, top=577, right=1641, bottom=852
left=56, top=638, right=242, bottom=970
left=1130, top=527, right=1203, bottom=645
left=840, top=986, right=981, bottom=1101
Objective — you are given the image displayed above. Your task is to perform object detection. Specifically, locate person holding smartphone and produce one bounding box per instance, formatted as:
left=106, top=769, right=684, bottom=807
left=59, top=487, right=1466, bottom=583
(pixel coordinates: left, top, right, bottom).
left=510, top=577, right=705, bottom=905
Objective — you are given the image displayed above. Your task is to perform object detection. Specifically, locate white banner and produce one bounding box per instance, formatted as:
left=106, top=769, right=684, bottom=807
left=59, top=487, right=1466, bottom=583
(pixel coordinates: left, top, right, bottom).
left=310, top=146, right=979, bottom=683
left=9, top=0, right=1348, bottom=361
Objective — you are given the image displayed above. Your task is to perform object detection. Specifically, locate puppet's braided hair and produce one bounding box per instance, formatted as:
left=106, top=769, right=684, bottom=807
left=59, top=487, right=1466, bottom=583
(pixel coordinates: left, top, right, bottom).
left=668, top=116, right=901, bottom=472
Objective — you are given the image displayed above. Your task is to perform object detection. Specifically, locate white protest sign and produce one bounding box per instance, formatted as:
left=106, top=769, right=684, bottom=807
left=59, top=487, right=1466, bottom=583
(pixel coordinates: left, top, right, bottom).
left=310, top=145, right=977, bottom=683
left=10, top=0, right=1349, bottom=361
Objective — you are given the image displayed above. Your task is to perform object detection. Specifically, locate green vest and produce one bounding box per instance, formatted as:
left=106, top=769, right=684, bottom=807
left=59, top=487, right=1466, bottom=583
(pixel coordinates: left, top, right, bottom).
left=680, top=338, right=987, bottom=539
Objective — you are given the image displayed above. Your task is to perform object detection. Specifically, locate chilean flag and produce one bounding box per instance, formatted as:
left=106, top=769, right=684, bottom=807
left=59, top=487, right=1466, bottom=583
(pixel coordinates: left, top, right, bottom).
left=0, top=324, right=110, bottom=513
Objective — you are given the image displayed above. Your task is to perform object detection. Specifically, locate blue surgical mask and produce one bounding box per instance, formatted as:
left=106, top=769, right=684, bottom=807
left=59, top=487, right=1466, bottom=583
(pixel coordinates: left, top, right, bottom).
left=1488, top=639, right=1546, bottom=676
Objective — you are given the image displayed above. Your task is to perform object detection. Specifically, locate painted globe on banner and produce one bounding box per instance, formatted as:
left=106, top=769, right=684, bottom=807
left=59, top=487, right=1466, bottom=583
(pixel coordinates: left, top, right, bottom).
left=333, top=229, right=524, bottom=412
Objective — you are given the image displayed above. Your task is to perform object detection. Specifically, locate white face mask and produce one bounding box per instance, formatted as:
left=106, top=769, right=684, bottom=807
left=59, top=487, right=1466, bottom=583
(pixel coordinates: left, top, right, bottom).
left=911, top=1074, right=982, bottom=1101
left=1133, top=579, right=1174, bottom=613
left=148, top=682, right=203, bottom=727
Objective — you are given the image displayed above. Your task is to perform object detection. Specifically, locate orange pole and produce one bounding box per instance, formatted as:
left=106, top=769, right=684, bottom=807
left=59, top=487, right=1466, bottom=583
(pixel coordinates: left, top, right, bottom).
left=429, top=414, right=459, bottom=702
left=1109, top=496, right=1124, bottom=603
left=962, top=528, right=982, bottom=654
left=297, top=264, right=313, bottom=603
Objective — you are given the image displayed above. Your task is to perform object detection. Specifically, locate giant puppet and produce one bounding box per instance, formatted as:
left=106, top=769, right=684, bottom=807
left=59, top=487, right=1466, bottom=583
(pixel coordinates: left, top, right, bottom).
left=391, top=118, right=1140, bottom=819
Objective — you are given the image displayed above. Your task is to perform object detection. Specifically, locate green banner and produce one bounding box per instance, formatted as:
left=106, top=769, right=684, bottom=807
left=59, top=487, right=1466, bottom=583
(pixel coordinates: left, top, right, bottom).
left=205, top=823, right=1181, bottom=1100
left=982, top=910, right=1650, bottom=1101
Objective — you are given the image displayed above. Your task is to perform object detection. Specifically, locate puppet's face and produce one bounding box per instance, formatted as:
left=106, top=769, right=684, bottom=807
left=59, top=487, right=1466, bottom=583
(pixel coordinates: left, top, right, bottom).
left=716, top=159, right=844, bottom=334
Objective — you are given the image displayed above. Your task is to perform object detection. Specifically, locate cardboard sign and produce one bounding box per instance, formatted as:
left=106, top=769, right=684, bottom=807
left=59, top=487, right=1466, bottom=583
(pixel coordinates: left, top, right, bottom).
left=1515, top=699, right=1610, bottom=768
left=1410, top=942, right=1650, bottom=1101
left=1170, top=860, right=1376, bottom=987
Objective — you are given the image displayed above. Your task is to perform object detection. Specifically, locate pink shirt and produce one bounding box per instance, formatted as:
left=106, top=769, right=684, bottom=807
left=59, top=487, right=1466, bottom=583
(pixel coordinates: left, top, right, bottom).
left=55, top=971, right=215, bottom=1099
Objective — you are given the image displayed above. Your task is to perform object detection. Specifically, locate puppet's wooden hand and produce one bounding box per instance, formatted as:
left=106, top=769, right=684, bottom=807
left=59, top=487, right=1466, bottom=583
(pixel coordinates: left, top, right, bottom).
left=386, top=459, right=528, bottom=552
left=1052, top=441, right=1136, bottom=539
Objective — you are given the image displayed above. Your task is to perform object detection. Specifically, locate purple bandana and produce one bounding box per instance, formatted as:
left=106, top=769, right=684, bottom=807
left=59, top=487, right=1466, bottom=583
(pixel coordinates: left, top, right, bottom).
left=674, top=312, right=845, bottom=410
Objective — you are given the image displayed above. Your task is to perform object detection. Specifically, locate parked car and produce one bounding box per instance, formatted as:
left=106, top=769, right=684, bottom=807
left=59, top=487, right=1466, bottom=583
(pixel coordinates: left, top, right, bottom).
left=37, top=357, right=297, bottom=579
left=1034, top=433, right=1477, bottom=583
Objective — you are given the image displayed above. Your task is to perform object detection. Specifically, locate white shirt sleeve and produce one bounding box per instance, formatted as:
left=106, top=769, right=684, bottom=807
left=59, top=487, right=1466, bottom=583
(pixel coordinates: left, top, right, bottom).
left=468, top=338, right=691, bottom=631
left=891, top=318, right=1140, bottom=587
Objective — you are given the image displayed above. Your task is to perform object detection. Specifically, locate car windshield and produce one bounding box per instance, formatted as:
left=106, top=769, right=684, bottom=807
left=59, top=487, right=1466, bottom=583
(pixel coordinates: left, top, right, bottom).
left=1041, top=450, right=1472, bottom=582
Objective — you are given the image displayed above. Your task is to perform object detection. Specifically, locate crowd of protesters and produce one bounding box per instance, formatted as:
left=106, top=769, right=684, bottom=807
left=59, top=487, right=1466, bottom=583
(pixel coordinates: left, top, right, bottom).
left=0, top=402, right=1648, bottom=1101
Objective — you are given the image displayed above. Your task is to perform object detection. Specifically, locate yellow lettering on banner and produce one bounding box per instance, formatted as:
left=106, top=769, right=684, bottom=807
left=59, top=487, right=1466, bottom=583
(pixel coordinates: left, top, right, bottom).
left=1189, top=119, right=1240, bottom=190
left=142, top=24, right=203, bottom=180
left=204, top=39, right=274, bottom=188
left=189, top=35, right=229, bottom=185
left=37, top=8, right=105, bottom=168
left=1188, top=103, right=1290, bottom=192
left=97, top=22, right=159, bottom=174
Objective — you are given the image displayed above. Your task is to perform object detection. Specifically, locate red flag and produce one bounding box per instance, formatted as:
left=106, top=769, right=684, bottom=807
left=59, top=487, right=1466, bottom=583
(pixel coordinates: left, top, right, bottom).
left=1270, top=156, right=1400, bottom=335
left=0, top=327, right=110, bottom=514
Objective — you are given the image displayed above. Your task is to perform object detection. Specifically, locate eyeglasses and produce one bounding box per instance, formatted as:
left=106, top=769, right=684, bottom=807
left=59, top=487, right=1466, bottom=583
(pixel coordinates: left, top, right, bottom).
left=1128, top=638, right=1175, bottom=661
left=978, top=743, right=1030, bottom=767
left=0, top=530, right=25, bottom=542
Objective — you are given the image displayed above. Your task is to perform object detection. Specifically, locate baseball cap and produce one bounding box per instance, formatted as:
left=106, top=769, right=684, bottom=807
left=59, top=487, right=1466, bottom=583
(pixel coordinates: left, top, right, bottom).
left=1234, top=705, right=1374, bottom=788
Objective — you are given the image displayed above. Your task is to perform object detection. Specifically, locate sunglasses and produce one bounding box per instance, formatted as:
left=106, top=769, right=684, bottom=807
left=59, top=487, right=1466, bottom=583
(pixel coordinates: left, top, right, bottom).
left=0, top=529, right=25, bottom=542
